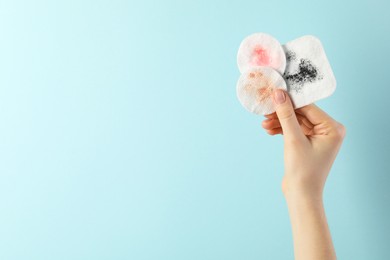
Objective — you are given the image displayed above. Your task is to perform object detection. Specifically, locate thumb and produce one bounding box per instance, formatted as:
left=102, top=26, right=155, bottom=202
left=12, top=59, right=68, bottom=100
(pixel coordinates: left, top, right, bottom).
left=272, top=89, right=305, bottom=142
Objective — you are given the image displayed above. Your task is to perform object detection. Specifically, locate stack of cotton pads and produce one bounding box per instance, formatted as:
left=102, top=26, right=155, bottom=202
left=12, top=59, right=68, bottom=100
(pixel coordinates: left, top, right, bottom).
left=236, top=33, right=336, bottom=115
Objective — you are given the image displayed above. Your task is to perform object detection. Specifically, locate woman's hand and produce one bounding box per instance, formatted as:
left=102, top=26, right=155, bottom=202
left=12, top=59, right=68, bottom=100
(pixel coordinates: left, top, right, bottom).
left=262, top=89, right=346, bottom=200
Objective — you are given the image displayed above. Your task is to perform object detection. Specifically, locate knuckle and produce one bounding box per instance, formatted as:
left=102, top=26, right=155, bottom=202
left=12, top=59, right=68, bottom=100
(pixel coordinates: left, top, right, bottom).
left=331, top=122, right=346, bottom=141
left=277, top=107, right=294, bottom=121
left=336, top=123, right=347, bottom=139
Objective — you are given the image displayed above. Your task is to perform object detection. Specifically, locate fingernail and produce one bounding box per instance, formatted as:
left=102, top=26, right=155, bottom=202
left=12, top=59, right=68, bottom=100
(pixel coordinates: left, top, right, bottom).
left=273, top=89, right=286, bottom=104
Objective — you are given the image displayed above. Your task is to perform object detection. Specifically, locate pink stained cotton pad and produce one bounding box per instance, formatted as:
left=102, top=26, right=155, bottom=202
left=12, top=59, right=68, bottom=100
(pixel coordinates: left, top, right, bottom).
left=237, top=33, right=286, bottom=75
left=236, top=66, right=287, bottom=115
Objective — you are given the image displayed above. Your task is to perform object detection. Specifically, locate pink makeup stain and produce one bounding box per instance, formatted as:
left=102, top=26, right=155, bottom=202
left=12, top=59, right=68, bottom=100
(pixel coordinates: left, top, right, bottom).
left=252, top=45, right=271, bottom=66
left=244, top=71, right=274, bottom=103
left=257, top=86, right=273, bottom=103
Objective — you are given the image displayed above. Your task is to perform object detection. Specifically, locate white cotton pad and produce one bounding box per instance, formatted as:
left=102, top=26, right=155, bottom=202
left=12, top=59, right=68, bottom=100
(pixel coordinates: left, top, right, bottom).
left=237, top=33, right=286, bottom=75
left=282, top=35, right=336, bottom=108
left=236, top=66, right=287, bottom=115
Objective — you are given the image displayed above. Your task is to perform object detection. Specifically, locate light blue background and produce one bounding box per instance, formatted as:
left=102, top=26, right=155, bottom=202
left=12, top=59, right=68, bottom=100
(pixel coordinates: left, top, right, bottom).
left=0, top=0, right=389, bottom=259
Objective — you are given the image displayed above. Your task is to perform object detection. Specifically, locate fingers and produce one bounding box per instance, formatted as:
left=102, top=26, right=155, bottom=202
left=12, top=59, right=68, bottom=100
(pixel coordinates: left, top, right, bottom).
left=266, top=127, right=283, bottom=135
left=272, top=89, right=306, bottom=142
left=295, top=104, right=332, bottom=125
left=263, top=114, right=311, bottom=129
left=296, top=113, right=314, bottom=129
left=264, top=112, right=277, bottom=119
left=262, top=116, right=313, bottom=136
left=262, top=118, right=281, bottom=129
left=262, top=119, right=282, bottom=135
left=263, top=96, right=344, bottom=139
left=296, top=103, right=346, bottom=139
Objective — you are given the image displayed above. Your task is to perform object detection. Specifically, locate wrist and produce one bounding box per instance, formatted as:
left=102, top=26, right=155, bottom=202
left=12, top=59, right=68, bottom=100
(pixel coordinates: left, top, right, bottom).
left=284, top=190, right=324, bottom=209
left=282, top=182, right=324, bottom=209
left=282, top=175, right=324, bottom=202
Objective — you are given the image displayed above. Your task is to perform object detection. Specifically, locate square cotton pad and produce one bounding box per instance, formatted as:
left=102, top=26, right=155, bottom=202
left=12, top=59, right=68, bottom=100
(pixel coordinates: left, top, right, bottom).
left=282, top=35, right=337, bottom=108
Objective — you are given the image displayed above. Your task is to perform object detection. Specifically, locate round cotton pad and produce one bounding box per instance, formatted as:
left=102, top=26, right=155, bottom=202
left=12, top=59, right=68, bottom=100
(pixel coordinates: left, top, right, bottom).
left=237, top=33, right=286, bottom=75
left=236, top=66, right=287, bottom=115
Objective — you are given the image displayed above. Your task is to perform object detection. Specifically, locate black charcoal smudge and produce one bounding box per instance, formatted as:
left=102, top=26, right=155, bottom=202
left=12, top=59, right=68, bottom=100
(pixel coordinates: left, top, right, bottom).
left=283, top=58, right=323, bottom=93
left=285, top=50, right=296, bottom=62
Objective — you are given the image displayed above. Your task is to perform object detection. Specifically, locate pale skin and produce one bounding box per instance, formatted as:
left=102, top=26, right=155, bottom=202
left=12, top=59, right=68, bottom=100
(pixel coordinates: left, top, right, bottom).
left=262, top=89, right=346, bottom=260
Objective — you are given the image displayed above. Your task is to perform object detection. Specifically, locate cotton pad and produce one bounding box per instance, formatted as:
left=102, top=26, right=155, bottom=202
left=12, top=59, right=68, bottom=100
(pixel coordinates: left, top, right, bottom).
left=237, top=33, right=286, bottom=74
left=236, top=66, right=287, bottom=115
left=282, top=35, right=336, bottom=108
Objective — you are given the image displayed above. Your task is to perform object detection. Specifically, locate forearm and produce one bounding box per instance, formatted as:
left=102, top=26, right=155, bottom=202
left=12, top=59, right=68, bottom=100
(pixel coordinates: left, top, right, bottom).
left=285, top=192, right=336, bottom=260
